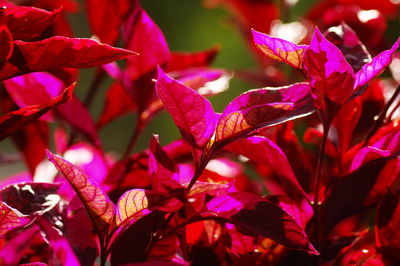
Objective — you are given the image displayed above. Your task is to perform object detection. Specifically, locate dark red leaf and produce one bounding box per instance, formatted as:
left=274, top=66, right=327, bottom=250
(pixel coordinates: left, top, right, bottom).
left=47, top=151, right=115, bottom=238
left=0, top=37, right=135, bottom=80
left=0, top=83, right=73, bottom=141
left=0, top=24, right=13, bottom=64
left=167, top=46, right=219, bottom=72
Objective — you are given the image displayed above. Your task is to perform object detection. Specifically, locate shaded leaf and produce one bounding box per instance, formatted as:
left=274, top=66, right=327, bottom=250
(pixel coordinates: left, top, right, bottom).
left=167, top=46, right=219, bottom=72
left=0, top=182, right=60, bottom=216
left=0, top=83, right=73, bottom=141
left=0, top=37, right=135, bottom=80
left=215, top=83, right=314, bottom=145
left=47, top=151, right=115, bottom=238
left=0, top=24, right=13, bottom=63
left=0, top=201, right=28, bottom=237
left=206, top=192, right=318, bottom=254
left=156, top=67, right=218, bottom=148
left=251, top=28, right=307, bottom=68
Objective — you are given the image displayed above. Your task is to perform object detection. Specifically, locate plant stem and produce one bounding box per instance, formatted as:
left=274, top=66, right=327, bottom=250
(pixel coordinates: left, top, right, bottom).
left=312, top=121, right=330, bottom=247
left=363, top=84, right=400, bottom=146
left=83, top=68, right=106, bottom=109
left=122, top=116, right=145, bottom=159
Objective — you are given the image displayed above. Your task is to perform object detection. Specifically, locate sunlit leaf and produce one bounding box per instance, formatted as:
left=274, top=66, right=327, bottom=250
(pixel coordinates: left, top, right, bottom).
left=115, top=188, right=151, bottom=227
left=0, top=201, right=28, bottom=237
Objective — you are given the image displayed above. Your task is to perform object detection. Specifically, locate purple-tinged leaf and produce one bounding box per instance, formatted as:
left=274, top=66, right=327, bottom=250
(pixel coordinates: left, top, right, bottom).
left=206, top=192, right=318, bottom=254
left=324, top=23, right=371, bottom=72
left=47, top=151, right=115, bottom=238
left=0, top=182, right=60, bottom=216
left=156, top=67, right=218, bottom=148
left=251, top=28, right=308, bottom=68
left=4, top=6, right=61, bottom=40
left=226, top=136, right=308, bottom=201
left=303, top=27, right=355, bottom=113
left=0, top=201, right=28, bottom=237
left=215, top=83, right=314, bottom=145
left=115, top=188, right=151, bottom=227
left=0, top=37, right=135, bottom=80
left=149, top=135, right=181, bottom=193
left=354, top=37, right=400, bottom=90
left=319, top=157, right=392, bottom=239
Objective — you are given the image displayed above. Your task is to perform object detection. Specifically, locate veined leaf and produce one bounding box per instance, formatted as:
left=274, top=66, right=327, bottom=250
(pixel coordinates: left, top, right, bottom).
left=0, top=201, right=28, bottom=237
left=115, top=189, right=151, bottom=227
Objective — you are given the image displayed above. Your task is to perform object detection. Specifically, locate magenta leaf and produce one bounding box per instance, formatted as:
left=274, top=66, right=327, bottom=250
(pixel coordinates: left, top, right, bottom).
left=206, top=192, right=318, bottom=254
left=47, top=151, right=115, bottom=238
left=156, top=67, right=218, bottom=148
left=303, top=27, right=355, bottom=113
left=4, top=6, right=61, bottom=40
left=0, top=201, right=29, bottom=237
left=0, top=83, right=74, bottom=141
left=225, top=136, right=308, bottom=201
left=0, top=37, right=135, bottom=80
left=354, top=37, right=400, bottom=90
left=149, top=135, right=181, bottom=193
left=215, top=83, right=314, bottom=145
left=115, top=188, right=151, bottom=228
left=86, top=0, right=133, bottom=44
left=0, top=182, right=60, bottom=216
left=251, top=28, right=308, bottom=68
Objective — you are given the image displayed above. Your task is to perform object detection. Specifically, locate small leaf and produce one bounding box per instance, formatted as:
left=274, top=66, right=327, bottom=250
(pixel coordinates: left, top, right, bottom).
left=0, top=182, right=60, bottom=216
left=354, top=37, right=400, bottom=89
left=156, top=67, right=218, bottom=148
left=0, top=24, right=13, bottom=63
left=0, top=37, right=135, bottom=80
left=0, top=201, right=28, bottom=237
left=251, top=28, right=308, bottom=68
left=47, top=151, right=115, bottom=238
left=215, top=83, right=314, bottom=145
left=206, top=192, right=318, bottom=254
left=0, top=83, right=73, bottom=141
left=115, top=188, right=151, bottom=227
left=167, top=46, right=219, bottom=72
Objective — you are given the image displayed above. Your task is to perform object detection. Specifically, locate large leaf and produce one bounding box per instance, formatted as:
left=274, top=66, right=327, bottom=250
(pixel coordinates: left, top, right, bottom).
left=47, top=151, right=115, bottom=238
left=225, top=136, right=308, bottom=201
left=0, top=201, right=28, bottom=237
left=215, top=83, right=314, bottom=145
left=0, top=83, right=73, bottom=141
left=251, top=29, right=307, bottom=68
left=156, top=67, right=218, bottom=148
left=0, top=182, right=60, bottom=216
left=303, top=27, right=355, bottom=113
left=4, top=6, right=61, bottom=40
left=205, top=192, right=318, bottom=254
left=354, top=37, right=400, bottom=89
left=0, top=37, right=135, bottom=80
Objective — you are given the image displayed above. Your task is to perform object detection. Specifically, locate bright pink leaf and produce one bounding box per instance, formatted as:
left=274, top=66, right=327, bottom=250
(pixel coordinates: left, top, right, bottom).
left=86, top=0, right=133, bottom=44
left=4, top=6, right=61, bottom=40
left=205, top=192, right=318, bottom=254
left=251, top=29, right=308, bottom=68
left=215, top=83, right=314, bottom=145
left=226, top=136, right=308, bottom=201
left=354, top=38, right=400, bottom=89
left=0, top=83, right=73, bottom=141
left=0, top=201, right=28, bottom=237
left=0, top=37, right=135, bottom=80
left=115, top=188, right=151, bottom=227
left=47, top=151, right=115, bottom=238
left=156, top=67, right=218, bottom=148
left=303, top=27, right=355, bottom=112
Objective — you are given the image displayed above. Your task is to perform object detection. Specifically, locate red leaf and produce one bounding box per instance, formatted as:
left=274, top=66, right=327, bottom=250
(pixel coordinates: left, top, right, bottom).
left=4, top=6, right=61, bottom=40
left=0, top=37, right=135, bottom=80
left=215, top=83, right=314, bottom=145
left=47, top=151, right=115, bottom=238
left=115, top=188, right=151, bottom=228
left=252, top=29, right=308, bottom=68
left=205, top=192, right=318, bottom=254
left=167, top=46, right=219, bottom=72
left=86, top=0, right=133, bottom=45
left=0, top=83, right=73, bottom=141
left=0, top=24, right=13, bottom=63
left=0, top=201, right=28, bottom=237
left=156, top=67, right=218, bottom=148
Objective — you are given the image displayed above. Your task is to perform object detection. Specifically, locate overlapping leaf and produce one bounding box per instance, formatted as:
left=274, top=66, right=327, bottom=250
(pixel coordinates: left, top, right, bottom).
left=215, top=83, right=314, bottom=145
left=156, top=67, right=218, bottom=148
left=115, top=189, right=151, bottom=227
left=252, top=29, right=308, bottom=68
left=205, top=192, right=318, bottom=254
left=47, top=151, right=115, bottom=238
left=0, top=83, right=73, bottom=141
left=0, top=201, right=28, bottom=236
left=0, top=37, right=135, bottom=80
left=0, top=25, right=13, bottom=63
